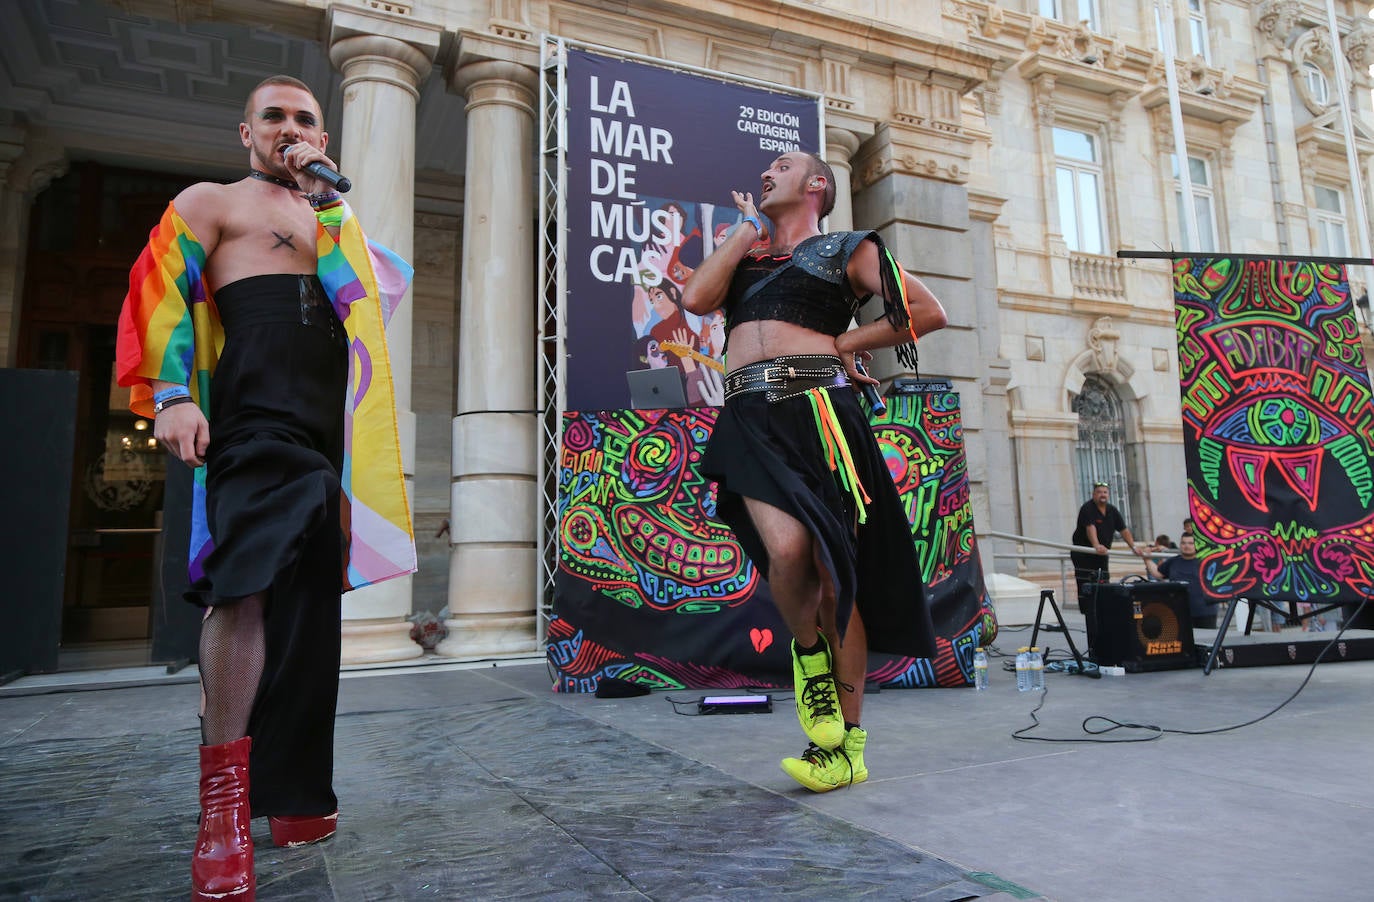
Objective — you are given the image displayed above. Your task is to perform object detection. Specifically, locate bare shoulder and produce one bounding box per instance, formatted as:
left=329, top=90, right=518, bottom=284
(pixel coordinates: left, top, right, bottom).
left=171, top=180, right=235, bottom=246
left=845, top=235, right=884, bottom=291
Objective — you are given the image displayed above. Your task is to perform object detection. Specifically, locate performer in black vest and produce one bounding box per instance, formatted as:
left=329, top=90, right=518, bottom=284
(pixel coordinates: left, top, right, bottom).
left=682, top=152, right=947, bottom=792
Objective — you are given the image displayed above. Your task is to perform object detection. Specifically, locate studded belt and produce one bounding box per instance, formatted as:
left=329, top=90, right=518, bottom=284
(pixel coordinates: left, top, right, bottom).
left=723, top=355, right=849, bottom=403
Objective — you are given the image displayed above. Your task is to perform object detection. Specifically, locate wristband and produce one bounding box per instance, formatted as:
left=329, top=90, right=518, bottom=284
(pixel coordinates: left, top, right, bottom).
left=154, top=395, right=195, bottom=415
left=305, top=191, right=341, bottom=208
left=742, top=215, right=762, bottom=235
left=153, top=385, right=191, bottom=405
left=314, top=200, right=344, bottom=228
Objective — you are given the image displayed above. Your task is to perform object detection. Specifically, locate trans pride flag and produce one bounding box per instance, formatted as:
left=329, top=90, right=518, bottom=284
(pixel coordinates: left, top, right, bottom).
left=116, top=201, right=416, bottom=592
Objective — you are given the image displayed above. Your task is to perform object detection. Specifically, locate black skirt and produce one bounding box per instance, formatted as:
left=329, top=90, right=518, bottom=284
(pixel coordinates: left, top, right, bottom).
left=191, top=273, right=348, bottom=818
left=701, top=386, right=936, bottom=658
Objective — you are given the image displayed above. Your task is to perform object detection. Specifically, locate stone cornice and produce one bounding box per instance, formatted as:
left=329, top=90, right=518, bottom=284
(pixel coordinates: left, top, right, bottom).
left=1139, top=419, right=1185, bottom=443
left=1296, top=109, right=1374, bottom=169
left=1139, top=60, right=1264, bottom=128
left=968, top=188, right=1008, bottom=222
left=1015, top=41, right=1153, bottom=100
left=852, top=120, right=977, bottom=188
left=1007, top=409, right=1079, bottom=441
left=328, top=3, right=443, bottom=58
left=555, top=0, right=997, bottom=88
left=450, top=29, right=540, bottom=74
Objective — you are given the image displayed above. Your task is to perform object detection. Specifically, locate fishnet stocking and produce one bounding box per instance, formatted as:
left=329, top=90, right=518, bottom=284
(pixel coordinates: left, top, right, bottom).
left=198, top=594, right=266, bottom=746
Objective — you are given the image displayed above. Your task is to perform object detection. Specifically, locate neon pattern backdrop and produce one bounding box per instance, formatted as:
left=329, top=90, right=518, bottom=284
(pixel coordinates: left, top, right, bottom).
left=1174, top=258, right=1374, bottom=603
left=547, top=391, right=997, bottom=692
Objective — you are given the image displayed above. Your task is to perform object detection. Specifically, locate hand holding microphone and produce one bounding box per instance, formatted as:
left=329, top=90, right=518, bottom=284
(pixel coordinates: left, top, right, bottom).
left=281, top=144, right=352, bottom=193
left=852, top=358, right=886, bottom=417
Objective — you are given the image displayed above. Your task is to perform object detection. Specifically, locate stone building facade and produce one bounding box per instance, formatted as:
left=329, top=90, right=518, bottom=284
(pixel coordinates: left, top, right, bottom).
left=2, top=0, right=1372, bottom=666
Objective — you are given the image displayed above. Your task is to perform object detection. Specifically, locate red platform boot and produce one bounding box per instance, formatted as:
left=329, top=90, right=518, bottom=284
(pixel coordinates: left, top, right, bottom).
left=269, top=811, right=338, bottom=847
left=191, top=736, right=255, bottom=901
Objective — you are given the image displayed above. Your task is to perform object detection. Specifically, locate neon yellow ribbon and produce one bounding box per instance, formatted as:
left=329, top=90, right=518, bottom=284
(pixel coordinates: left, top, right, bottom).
left=805, top=387, right=870, bottom=524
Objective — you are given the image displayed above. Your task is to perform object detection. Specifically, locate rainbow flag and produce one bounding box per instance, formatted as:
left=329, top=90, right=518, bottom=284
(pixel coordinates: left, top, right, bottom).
left=117, top=202, right=416, bottom=591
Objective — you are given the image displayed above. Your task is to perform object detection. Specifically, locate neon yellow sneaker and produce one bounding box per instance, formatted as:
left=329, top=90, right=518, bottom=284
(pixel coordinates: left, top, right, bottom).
left=781, top=726, right=868, bottom=792
left=792, top=637, right=844, bottom=750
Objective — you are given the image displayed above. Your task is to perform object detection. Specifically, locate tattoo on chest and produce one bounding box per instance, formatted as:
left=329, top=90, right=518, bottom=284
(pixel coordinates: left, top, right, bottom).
left=270, top=231, right=297, bottom=251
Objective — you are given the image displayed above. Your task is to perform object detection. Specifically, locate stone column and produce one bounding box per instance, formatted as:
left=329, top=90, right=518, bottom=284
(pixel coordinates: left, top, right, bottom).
left=0, top=128, right=66, bottom=367
left=435, top=36, right=540, bottom=658
left=823, top=126, right=861, bottom=232
left=328, top=7, right=441, bottom=663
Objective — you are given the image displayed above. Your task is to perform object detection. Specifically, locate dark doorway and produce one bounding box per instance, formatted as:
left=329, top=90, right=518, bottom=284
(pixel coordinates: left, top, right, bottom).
left=18, top=161, right=205, bottom=669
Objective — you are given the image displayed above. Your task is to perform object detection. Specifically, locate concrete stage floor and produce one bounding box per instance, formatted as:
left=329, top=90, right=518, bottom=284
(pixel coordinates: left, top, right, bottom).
left=3, top=624, right=1371, bottom=901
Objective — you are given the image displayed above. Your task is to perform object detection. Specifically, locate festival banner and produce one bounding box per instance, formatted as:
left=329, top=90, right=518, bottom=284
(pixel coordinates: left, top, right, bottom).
left=564, top=48, right=821, bottom=411
left=547, top=390, right=997, bottom=692
left=1173, top=258, right=1374, bottom=604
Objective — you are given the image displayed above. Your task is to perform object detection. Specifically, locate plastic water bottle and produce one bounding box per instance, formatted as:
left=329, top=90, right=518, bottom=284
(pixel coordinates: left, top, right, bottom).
left=1015, top=647, right=1031, bottom=692
left=973, top=647, right=989, bottom=691
left=1029, top=646, right=1045, bottom=691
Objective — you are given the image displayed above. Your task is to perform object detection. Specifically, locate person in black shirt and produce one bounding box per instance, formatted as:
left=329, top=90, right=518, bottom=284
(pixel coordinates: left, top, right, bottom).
left=1070, top=482, right=1143, bottom=640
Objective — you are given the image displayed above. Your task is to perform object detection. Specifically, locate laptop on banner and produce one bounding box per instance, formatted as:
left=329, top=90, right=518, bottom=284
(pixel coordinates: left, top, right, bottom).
left=626, top=368, right=687, bottom=410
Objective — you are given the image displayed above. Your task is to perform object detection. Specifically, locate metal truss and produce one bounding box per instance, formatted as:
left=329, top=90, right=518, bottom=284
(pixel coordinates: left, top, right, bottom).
left=535, top=35, right=568, bottom=645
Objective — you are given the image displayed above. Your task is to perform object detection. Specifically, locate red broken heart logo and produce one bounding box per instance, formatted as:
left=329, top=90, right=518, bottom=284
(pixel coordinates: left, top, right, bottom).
left=749, top=627, right=773, bottom=653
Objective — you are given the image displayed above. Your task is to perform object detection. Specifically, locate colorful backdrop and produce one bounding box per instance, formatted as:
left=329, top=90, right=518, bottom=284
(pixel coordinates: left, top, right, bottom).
left=547, top=389, right=997, bottom=692
left=1173, top=257, right=1374, bottom=604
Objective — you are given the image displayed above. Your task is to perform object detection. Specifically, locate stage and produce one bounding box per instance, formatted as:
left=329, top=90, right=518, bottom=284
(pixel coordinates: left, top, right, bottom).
left=3, top=636, right=1372, bottom=902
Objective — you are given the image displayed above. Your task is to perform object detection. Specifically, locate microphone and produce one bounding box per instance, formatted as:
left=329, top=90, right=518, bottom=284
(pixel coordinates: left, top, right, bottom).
left=853, top=359, right=886, bottom=417
left=282, top=146, right=352, bottom=193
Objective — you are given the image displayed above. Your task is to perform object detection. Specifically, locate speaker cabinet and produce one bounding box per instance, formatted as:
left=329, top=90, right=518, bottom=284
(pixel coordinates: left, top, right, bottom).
left=1087, top=581, right=1196, bottom=672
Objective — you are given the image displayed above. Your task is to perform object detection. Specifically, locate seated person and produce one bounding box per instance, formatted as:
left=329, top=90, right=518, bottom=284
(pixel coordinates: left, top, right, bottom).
left=1144, top=533, right=1215, bottom=629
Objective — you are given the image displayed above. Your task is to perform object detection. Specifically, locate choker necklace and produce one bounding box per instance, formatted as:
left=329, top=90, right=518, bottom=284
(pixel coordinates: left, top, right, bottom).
left=248, top=169, right=300, bottom=190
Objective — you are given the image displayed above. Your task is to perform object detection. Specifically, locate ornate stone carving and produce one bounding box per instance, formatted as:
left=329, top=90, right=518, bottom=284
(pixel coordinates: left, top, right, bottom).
left=1054, top=22, right=1102, bottom=66
left=1297, top=138, right=1319, bottom=173
left=1345, top=20, right=1374, bottom=88
left=1087, top=316, right=1121, bottom=374
left=1219, top=122, right=1238, bottom=169
left=1254, top=0, right=1300, bottom=56
left=6, top=135, right=68, bottom=195
left=981, top=2, right=1006, bottom=40
left=1107, top=91, right=1129, bottom=142
left=978, top=68, right=1003, bottom=117
left=1031, top=72, right=1056, bottom=127
left=1296, top=26, right=1334, bottom=69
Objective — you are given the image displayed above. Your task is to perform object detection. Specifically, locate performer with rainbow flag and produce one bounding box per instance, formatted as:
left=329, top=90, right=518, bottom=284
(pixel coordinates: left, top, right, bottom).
left=116, top=75, right=415, bottom=902
left=682, top=152, right=946, bottom=793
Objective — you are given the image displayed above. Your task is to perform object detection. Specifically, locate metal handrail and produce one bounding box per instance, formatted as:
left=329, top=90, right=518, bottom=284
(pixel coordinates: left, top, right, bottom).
left=976, top=529, right=1155, bottom=608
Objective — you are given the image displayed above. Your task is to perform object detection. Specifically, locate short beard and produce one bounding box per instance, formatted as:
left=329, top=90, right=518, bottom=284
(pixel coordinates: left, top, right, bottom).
left=253, top=145, right=293, bottom=180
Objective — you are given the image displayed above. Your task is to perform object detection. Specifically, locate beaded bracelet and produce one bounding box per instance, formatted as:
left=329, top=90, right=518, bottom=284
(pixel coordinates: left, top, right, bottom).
left=153, top=385, right=191, bottom=405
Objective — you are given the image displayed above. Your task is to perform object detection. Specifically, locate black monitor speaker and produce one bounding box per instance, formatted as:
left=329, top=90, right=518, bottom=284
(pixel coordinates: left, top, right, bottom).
left=1087, top=581, right=1196, bottom=672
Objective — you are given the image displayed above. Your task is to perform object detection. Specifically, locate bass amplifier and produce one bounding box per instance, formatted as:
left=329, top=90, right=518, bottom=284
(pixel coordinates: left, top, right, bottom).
left=1086, top=581, right=1196, bottom=672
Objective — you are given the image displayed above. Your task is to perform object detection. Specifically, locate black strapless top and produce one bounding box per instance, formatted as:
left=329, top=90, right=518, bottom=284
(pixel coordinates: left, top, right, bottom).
left=723, top=253, right=860, bottom=339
